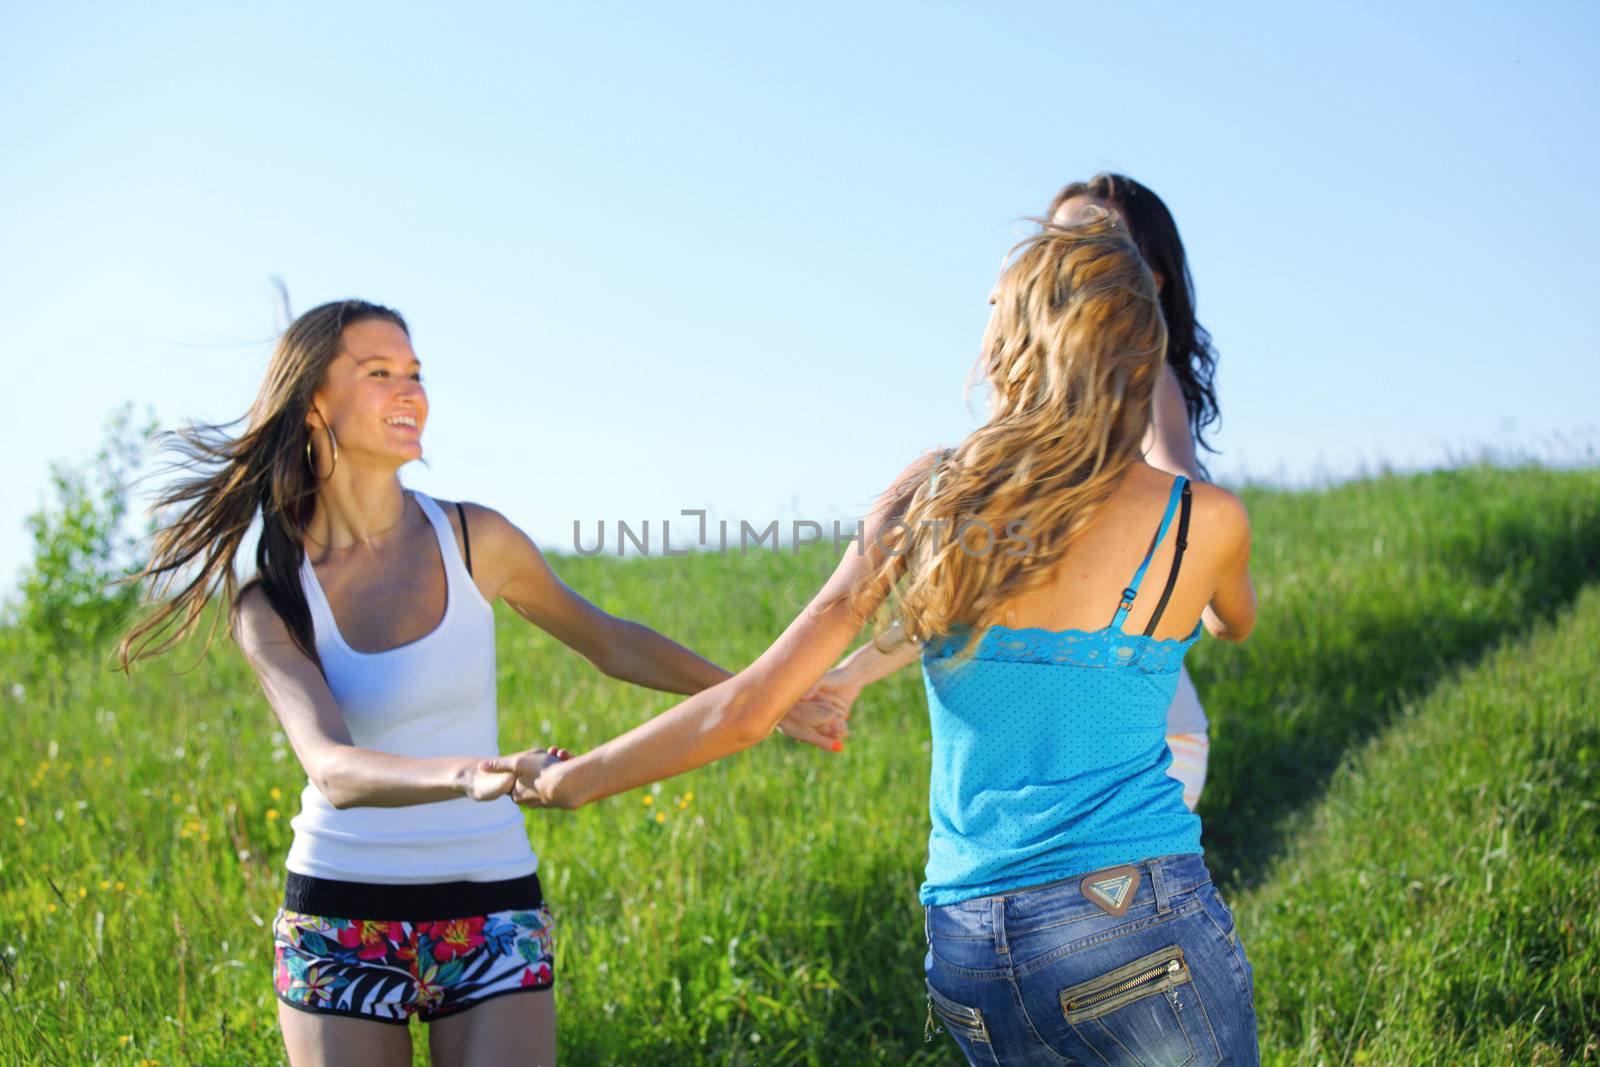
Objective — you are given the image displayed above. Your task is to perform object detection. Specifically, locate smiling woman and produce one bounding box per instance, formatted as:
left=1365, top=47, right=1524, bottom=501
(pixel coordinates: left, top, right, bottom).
left=112, top=298, right=848, bottom=1067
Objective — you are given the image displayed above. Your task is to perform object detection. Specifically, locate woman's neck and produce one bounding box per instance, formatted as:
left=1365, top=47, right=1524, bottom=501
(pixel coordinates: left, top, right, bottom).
left=305, top=471, right=411, bottom=553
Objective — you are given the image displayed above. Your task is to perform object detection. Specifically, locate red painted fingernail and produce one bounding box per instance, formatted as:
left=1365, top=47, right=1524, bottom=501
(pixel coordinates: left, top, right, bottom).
left=832, top=741, right=844, bottom=752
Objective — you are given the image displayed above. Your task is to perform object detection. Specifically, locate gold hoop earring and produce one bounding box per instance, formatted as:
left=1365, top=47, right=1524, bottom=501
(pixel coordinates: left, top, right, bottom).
left=305, top=424, right=338, bottom=480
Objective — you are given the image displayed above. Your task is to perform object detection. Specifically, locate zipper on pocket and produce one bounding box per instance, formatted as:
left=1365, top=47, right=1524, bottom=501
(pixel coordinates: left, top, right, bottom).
left=1064, top=954, right=1184, bottom=1013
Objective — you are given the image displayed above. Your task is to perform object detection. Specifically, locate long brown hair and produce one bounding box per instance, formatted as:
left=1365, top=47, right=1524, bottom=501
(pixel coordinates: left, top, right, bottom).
left=843, top=207, right=1166, bottom=658
left=1048, top=173, right=1219, bottom=468
left=115, top=300, right=408, bottom=673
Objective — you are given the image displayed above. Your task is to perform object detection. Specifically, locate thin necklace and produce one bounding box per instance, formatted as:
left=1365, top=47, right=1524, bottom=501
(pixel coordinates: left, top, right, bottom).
left=304, top=493, right=410, bottom=550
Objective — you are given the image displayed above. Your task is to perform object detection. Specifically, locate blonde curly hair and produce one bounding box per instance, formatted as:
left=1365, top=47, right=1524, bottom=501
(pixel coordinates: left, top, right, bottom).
left=846, top=205, right=1168, bottom=660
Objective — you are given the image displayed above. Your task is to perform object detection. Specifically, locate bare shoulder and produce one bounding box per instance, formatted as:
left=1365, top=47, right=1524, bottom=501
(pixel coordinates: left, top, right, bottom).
left=428, top=498, right=554, bottom=604
left=433, top=498, right=527, bottom=552
left=423, top=496, right=515, bottom=552
left=231, top=581, right=290, bottom=653
left=1188, top=481, right=1251, bottom=551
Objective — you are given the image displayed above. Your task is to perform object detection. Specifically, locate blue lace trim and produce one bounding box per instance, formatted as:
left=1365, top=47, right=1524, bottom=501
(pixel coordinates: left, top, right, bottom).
left=922, top=621, right=1202, bottom=674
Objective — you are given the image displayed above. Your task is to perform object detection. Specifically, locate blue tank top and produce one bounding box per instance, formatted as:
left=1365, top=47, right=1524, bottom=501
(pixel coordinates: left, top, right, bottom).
left=918, top=474, right=1203, bottom=905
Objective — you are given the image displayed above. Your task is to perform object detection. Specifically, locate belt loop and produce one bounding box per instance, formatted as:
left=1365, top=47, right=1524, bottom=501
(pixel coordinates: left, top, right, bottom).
left=1150, top=858, right=1172, bottom=914
left=991, top=897, right=1009, bottom=955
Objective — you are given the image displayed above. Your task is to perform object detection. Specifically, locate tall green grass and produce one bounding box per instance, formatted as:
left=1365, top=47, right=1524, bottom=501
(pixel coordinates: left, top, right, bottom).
left=0, top=464, right=1595, bottom=1064
left=1238, top=583, right=1600, bottom=1064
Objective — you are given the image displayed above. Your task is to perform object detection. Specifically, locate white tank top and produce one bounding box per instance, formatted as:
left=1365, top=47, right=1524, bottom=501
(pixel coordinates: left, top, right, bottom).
left=284, top=489, right=539, bottom=884
left=1166, top=663, right=1209, bottom=735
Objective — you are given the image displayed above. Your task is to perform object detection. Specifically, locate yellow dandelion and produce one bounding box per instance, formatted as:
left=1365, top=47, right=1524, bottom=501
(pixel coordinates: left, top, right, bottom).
left=101, top=756, right=112, bottom=767
left=269, top=786, right=282, bottom=800
left=266, top=809, right=280, bottom=821
left=654, top=811, right=666, bottom=824
left=78, top=886, right=87, bottom=898
left=46, top=903, right=57, bottom=914
left=98, top=880, right=111, bottom=891
left=118, top=1035, right=131, bottom=1046
left=13, top=816, right=24, bottom=827
left=170, top=792, right=182, bottom=804
left=201, top=832, right=211, bottom=842
left=641, top=795, right=653, bottom=806
left=115, top=881, right=125, bottom=892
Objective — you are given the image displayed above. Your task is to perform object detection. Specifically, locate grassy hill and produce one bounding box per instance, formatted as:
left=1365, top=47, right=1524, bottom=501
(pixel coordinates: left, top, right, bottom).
left=1, top=464, right=1595, bottom=1065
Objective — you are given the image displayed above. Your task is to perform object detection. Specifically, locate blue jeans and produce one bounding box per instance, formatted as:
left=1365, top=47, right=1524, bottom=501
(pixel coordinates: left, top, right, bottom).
left=922, top=853, right=1258, bottom=1065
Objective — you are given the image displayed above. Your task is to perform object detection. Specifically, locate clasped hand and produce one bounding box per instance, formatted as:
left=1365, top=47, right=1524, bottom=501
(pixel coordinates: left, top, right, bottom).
left=464, top=746, right=571, bottom=807
left=465, top=692, right=852, bottom=808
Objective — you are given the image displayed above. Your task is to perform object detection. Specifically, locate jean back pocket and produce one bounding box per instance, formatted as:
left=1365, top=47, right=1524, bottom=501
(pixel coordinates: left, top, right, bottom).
left=1059, top=944, right=1217, bottom=1064
left=925, top=978, right=992, bottom=1044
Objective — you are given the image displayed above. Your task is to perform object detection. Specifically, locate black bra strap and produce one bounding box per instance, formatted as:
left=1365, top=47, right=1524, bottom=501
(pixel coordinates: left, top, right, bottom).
left=1141, top=481, right=1192, bottom=637
left=453, top=501, right=473, bottom=577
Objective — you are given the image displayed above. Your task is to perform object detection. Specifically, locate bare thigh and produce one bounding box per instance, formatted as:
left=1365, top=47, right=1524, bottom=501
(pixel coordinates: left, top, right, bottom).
left=277, top=1000, right=413, bottom=1067
left=428, top=986, right=557, bottom=1067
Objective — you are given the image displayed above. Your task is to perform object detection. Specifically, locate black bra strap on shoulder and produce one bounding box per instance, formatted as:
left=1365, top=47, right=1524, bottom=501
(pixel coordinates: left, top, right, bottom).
left=1142, top=481, right=1193, bottom=637
left=454, top=501, right=473, bottom=577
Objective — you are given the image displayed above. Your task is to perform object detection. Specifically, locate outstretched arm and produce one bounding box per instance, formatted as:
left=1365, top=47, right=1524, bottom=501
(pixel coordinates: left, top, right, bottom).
left=505, top=452, right=938, bottom=809
left=463, top=503, right=843, bottom=748
left=808, top=619, right=924, bottom=716
left=468, top=503, right=725, bottom=693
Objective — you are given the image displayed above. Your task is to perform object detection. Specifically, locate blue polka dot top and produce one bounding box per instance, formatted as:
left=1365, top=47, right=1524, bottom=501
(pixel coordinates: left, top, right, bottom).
left=918, top=474, right=1204, bottom=906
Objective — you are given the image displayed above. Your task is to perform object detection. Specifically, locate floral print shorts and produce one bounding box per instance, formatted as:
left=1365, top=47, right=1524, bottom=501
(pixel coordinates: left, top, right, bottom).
left=272, top=902, right=556, bottom=1024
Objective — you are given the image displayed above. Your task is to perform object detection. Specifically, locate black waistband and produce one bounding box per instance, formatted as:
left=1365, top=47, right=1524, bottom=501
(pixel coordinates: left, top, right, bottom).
left=283, top=870, right=544, bottom=923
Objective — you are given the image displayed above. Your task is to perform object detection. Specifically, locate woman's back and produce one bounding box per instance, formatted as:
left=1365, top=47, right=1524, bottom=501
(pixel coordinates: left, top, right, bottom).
left=917, top=464, right=1249, bottom=905
left=987, top=461, right=1245, bottom=642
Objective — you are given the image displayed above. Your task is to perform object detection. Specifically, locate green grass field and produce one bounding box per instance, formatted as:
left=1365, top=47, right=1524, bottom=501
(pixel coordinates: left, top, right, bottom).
left=2, top=464, right=1596, bottom=1065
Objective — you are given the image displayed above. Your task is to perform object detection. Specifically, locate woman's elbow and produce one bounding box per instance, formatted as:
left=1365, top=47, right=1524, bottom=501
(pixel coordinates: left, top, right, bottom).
left=1209, top=615, right=1255, bottom=643
left=1202, top=603, right=1255, bottom=643
left=320, top=775, right=357, bottom=810
left=722, top=689, right=781, bottom=750
left=308, top=750, right=356, bottom=809
left=1223, top=619, right=1255, bottom=643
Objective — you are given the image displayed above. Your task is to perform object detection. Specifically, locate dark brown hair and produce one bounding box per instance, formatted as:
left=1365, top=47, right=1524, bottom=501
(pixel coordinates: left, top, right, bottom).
left=1048, top=173, right=1220, bottom=468
left=115, top=299, right=408, bottom=673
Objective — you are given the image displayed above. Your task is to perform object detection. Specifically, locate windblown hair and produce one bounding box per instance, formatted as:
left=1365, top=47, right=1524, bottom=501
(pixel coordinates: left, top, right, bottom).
left=842, top=207, right=1167, bottom=660
left=1048, top=173, right=1219, bottom=467
left=115, top=300, right=409, bottom=673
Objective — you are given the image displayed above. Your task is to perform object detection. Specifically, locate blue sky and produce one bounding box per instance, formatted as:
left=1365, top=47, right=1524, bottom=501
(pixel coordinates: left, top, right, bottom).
left=2, top=2, right=1596, bottom=584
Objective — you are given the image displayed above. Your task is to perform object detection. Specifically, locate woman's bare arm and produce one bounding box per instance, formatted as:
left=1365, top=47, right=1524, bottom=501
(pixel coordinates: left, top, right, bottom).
left=809, top=620, right=924, bottom=713
left=232, top=586, right=518, bottom=808
left=1199, top=489, right=1255, bottom=641
left=504, top=451, right=939, bottom=809
left=468, top=504, right=725, bottom=693
left=463, top=503, right=845, bottom=748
